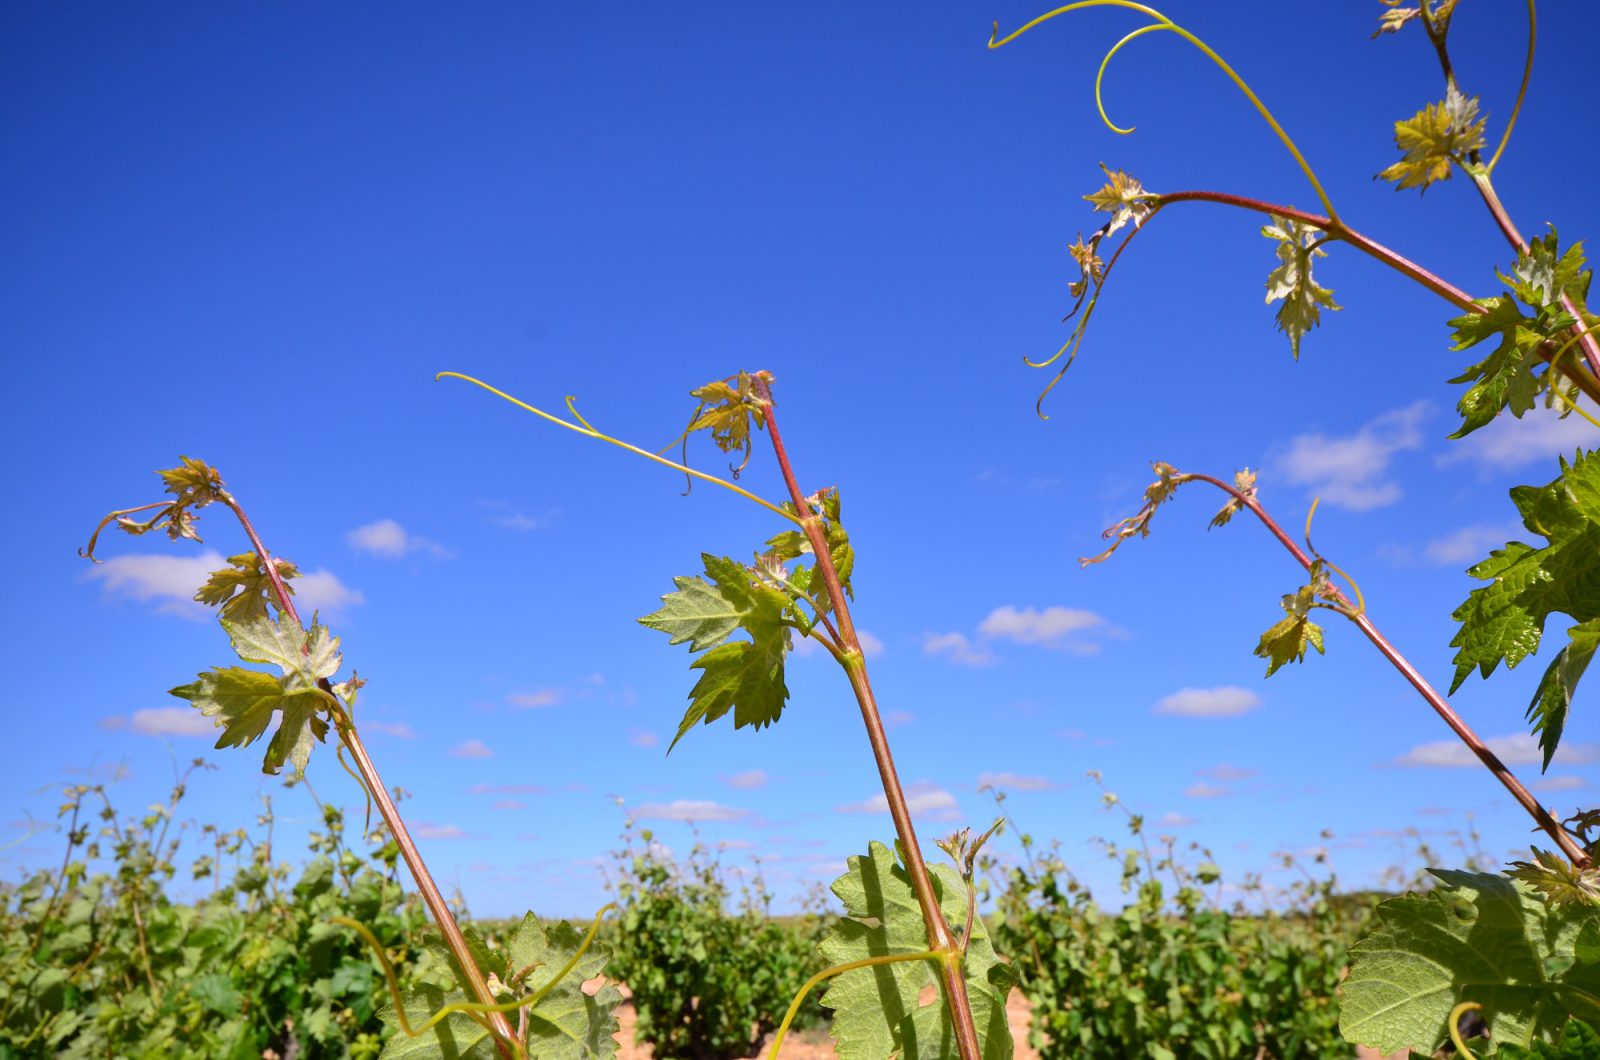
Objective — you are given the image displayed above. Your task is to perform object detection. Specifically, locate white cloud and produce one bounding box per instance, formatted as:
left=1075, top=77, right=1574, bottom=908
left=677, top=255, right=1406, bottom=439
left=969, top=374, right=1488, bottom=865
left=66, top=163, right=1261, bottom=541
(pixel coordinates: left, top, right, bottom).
left=632, top=799, right=749, bottom=822
left=1533, top=775, right=1587, bottom=792
left=365, top=721, right=414, bottom=739
left=922, top=632, right=995, bottom=667
left=1272, top=401, right=1429, bottom=511
left=1393, top=732, right=1600, bottom=767
left=1155, top=686, right=1262, bottom=718
left=287, top=570, right=364, bottom=613
left=723, top=769, right=768, bottom=790
left=128, top=707, right=215, bottom=737
left=449, top=739, right=494, bottom=759
left=492, top=800, right=526, bottom=811
left=1423, top=523, right=1524, bottom=565
left=347, top=518, right=451, bottom=559
left=413, top=822, right=467, bottom=840
left=1197, top=763, right=1257, bottom=782
left=978, top=606, right=1106, bottom=650
left=1158, top=812, right=1196, bottom=827
left=837, top=783, right=960, bottom=820
left=85, top=551, right=225, bottom=620
left=629, top=729, right=659, bottom=749
left=977, top=772, right=1057, bottom=792
left=1438, top=402, right=1597, bottom=472
left=507, top=689, right=562, bottom=709
left=1184, top=782, right=1232, bottom=799
left=469, top=783, right=546, bottom=795
left=495, top=512, right=552, bottom=532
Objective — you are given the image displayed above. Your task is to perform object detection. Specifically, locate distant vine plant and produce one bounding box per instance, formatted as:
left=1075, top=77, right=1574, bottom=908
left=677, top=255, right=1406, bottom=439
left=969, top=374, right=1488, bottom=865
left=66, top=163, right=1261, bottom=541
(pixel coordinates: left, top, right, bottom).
left=991, top=0, right=1600, bottom=1054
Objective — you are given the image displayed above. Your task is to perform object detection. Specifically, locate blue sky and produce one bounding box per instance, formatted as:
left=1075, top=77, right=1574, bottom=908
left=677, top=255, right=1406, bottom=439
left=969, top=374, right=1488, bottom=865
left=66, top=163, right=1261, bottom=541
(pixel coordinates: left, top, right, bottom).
left=4, top=2, right=1599, bottom=917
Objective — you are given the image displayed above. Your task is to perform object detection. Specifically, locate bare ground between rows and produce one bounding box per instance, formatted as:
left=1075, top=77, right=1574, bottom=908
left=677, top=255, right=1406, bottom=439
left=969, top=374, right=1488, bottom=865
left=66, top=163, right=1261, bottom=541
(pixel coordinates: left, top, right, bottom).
left=590, top=980, right=1405, bottom=1059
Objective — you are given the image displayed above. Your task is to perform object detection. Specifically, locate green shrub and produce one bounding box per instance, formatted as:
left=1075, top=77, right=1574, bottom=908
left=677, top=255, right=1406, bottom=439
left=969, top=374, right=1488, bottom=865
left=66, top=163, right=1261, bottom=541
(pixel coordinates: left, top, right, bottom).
left=607, top=821, right=830, bottom=1060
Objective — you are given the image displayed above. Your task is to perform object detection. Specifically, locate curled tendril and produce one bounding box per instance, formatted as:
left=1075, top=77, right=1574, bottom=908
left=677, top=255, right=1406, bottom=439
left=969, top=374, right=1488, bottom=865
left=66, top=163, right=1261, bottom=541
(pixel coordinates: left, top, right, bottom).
left=1303, top=497, right=1366, bottom=615
left=1546, top=323, right=1600, bottom=430
left=768, top=949, right=944, bottom=1060
left=1449, top=1000, right=1484, bottom=1059
left=334, top=742, right=374, bottom=837
left=989, top=1, right=1340, bottom=223
left=1487, top=0, right=1535, bottom=173
left=332, top=902, right=618, bottom=1058
left=563, top=395, right=597, bottom=433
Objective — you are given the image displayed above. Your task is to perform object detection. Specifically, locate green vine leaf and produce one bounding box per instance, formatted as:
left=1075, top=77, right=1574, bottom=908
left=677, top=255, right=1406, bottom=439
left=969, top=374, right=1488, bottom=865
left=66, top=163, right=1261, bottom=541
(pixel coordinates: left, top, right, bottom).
left=1495, top=1019, right=1600, bottom=1059
left=169, top=611, right=341, bottom=777
left=766, top=487, right=854, bottom=614
left=1377, top=86, right=1486, bottom=192
left=1340, top=870, right=1600, bottom=1055
left=1448, top=230, right=1589, bottom=438
left=819, top=841, right=1014, bottom=1060
left=1262, top=216, right=1341, bottom=359
left=195, top=552, right=301, bottom=622
left=1450, top=451, right=1600, bottom=770
left=1526, top=619, right=1600, bottom=773
left=1253, top=564, right=1332, bottom=676
left=640, top=554, right=792, bottom=750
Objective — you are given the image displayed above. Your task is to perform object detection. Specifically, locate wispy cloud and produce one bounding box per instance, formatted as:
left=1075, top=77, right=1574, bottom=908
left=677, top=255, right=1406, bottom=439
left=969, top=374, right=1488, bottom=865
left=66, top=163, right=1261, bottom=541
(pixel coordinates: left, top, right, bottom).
left=977, top=772, right=1058, bottom=792
left=469, top=783, right=547, bottom=796
left=1438, top=402, right=1597, bottom=472
left=1155, top=686, right=1261, bottom=718
left=123, top=707, right=214, bottom=737
left=449, top=739, right=494, bottom=759
left=837, top=783, right=960, bottom=821
left=629, top=729, right=660, bottom=749
left=1184, top=782, right=1232, bottom=799
left=412, top=822, right=468, bottom=840
left=922, top=632, right=995, bottom=667
left=1159, top=812, right=1196, bottom=827
left=925, top=605, right=1111, bottom=666
left=1393, top=732, right=1600, bottom=767
left=85, top=551, right=363, bottom=618
left=887, top=711, right=915, bottom=729
left=364, top=721, right=414, bottom=739
left=1533, top=775, right=1587, bottom=792
left=723, top=769, right=768, bottom=790
left=346, top=519, right=451, bottom=559
left=1272, top=401, right=1429, bottom=511
left=1196, top=763, right=1257, bottom=782
left=1421, top=523, right=1524, bottom=566
left=632, top=799, right=749, bottom=822
left=507, top=689, right=562, bottom=709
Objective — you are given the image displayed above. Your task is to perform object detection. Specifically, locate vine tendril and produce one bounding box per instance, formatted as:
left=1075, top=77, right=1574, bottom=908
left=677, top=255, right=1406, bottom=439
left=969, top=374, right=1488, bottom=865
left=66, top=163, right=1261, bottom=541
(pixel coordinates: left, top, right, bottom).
left=1304, top=497, right=1366, bottom=615
left=768, top=949, right=944, bottom=1060
left=989, top=1, right=1341, bottom=223
left=1487, top=0, right=1536, bottom=172
left=1545, top=323, right=1600, bottom=430
left=1448, top=1000, right=1484, bottom=1059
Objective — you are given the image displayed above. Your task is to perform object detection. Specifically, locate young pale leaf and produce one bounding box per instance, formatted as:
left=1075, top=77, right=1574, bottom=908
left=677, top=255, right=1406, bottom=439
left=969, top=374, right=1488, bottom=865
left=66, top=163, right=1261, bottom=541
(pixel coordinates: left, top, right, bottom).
left=503, top=914, right=622, bottom=1059
left=1261, top=216, right=1340, bottom=359
left=765, top=487, right=854, bottom=615
left=819, top=841, right=1014, bottom=1060
left=157, top=455, right=226, bottom=507
left=685, top=370, right=768, bottom=474
left=195, top=552, right=300, bottom=622
left=1372, top=1, right=1423, bottom=37
left=1507, top=848, right=1600, bottom=909
left=1525, top=619, right=1600, bottom=772
left=1450, top=451, right=1600, bottom=748
left=1253, top=582, right=1327, bottom=677
left=1378, top=87, right=1486, bottom=192
left=1083, top=164, right=1154, bottom=237
left=1340, top=870, right=1600, bottom=1055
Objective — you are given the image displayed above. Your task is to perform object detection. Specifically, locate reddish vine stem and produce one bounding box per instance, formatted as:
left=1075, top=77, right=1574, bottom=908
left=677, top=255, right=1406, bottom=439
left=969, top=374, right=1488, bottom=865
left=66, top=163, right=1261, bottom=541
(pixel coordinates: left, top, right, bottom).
left=216, top=493, right=519, bottom=1057
left=1183, top=473, right=1590, bottom=868
left=1155, top=189, right=1600, bottom=405
left=750, top=375, right=983, bottom=1060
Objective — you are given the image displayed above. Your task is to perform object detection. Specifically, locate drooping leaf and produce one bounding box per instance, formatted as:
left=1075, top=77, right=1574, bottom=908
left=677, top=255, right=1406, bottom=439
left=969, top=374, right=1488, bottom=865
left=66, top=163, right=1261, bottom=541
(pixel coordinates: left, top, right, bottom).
left=1450, top=453, right=1600, bottom=760
left=684, top=370, right=768, bottom=474
left=195, top=552, right=301, bottom=622
left=1083, top=163, right=1154, bottom=237
left=674, top=637, right=789, bottom=749
left=170, top=611, right=341, bottom=777
left=819, top=841, right=1014, bottom=1060
left=1377, top=87, right=1486, bottom=192
left=1254, top=579, right=1328, bottom=677
left=1526, top=619, right=1600, bottom=772
left=502, top=914, right=622, bottom=1059
left=1340, top=870, right=1600, bottom=1055
left=1082, top=461, right=1187, bottom=566
left=1210, top=468, right=1257, bottom=530
left=1372, top=1, right=1423, bottom=37
left=1261, top=216, right=1340, bottom=359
